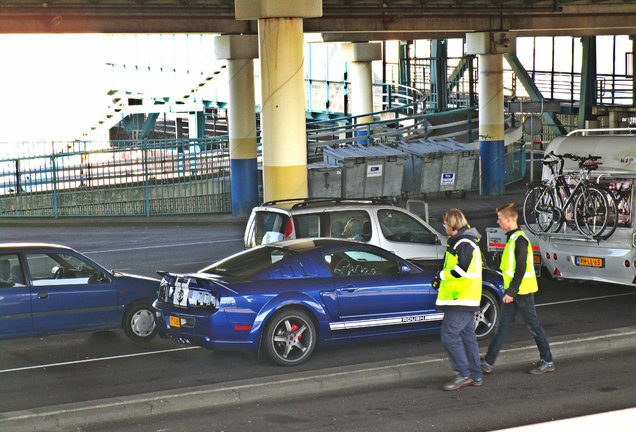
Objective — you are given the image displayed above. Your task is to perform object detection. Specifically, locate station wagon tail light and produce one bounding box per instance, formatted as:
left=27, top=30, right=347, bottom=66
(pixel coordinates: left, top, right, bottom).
left=283, top=218, right=293, bottom=240
left=545, top=253, right=550, bottom=260
left=625, top=260, right=630, bottom=268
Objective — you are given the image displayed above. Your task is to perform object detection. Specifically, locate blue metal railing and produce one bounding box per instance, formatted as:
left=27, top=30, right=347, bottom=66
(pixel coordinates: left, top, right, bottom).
left=0, top=138, right=230, bottom=217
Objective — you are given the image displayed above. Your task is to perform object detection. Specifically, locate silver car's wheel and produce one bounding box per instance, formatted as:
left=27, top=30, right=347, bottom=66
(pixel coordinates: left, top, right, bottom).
left=475, top=290, right=499, bottom=340
left=123, top=302, right=157, bottom=342
left=263, top=308, right=316, bottom=366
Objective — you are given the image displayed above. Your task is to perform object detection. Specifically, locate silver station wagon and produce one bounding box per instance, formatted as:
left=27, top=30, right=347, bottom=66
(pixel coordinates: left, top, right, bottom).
left=243, top=198, right=446, bottom=264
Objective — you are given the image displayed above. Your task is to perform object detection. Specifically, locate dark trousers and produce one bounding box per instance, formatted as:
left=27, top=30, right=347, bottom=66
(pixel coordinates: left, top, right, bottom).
left=485, top=293, right=552, bottom=365
left=440, top=309, right=482, bottom=380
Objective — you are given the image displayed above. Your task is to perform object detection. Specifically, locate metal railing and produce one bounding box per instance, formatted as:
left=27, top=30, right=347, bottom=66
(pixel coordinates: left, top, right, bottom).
left=0, top=138, right=230, bottom=217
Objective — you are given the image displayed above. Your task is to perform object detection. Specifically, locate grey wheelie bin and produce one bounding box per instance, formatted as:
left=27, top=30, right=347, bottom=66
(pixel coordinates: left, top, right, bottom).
left=398, top=138, right=478, bottom=197
left=322, top=144, right=408, bottom=198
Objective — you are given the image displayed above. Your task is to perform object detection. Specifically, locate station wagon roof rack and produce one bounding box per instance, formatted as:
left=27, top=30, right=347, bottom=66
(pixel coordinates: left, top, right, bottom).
left=262, top=197, right=395, bottom=209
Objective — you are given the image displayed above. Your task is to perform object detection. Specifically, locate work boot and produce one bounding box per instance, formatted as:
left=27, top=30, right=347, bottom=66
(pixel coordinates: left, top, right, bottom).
left=442, top=375, right=473, bottom=391
left=529, top=359, right=555, bottom=375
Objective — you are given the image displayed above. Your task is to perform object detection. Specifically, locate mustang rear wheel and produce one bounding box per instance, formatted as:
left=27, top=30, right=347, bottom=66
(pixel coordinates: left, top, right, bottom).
left=475, top=290, right=499, bottom=340
left=263, top=308, right=316, bottom=366
left=123, top=301, right=157, bottom=342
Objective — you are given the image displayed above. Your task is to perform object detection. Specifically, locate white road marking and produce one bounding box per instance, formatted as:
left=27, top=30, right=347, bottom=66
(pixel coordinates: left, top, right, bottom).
left=82, top=238, right=239, bottom=254
left=536, top=291, right=636, bottom=307
left=0, top=346, right=200, bottom=374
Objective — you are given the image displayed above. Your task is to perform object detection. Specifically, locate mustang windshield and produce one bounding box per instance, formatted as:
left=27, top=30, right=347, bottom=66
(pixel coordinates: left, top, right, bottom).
left=201, top=246, right=298, bottom=279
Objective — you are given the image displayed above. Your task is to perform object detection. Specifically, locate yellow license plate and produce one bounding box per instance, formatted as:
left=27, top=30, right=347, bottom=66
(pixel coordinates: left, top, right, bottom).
left=576, top=256, right=604, bottom=268
left=169, top=316, right=181, bottom=328
left=533, top=255, right=541, bottom=264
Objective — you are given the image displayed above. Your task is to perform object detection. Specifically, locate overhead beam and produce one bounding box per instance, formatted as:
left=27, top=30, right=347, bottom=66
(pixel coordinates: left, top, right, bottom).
left=0, top=3, right=636, bottom=36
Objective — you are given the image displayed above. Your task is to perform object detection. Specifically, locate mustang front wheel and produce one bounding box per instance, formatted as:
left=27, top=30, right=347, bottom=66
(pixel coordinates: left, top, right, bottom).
left=263, top=308, right=316, bottom=366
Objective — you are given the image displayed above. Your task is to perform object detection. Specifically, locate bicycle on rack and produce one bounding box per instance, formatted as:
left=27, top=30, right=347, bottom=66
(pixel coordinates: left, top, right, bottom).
left=522, top=152, right=619, bottom=239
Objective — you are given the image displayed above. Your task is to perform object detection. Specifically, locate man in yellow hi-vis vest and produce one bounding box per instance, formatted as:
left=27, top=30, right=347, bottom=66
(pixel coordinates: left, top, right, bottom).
left=432, top=208, right=483, bottom=391
left=481, top=203, right=554, bottom=375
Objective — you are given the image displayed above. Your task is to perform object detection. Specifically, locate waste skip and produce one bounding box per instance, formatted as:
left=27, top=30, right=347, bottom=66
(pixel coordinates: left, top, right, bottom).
left=322, top=144, right=409, bottom=198
left=307, top=162, right=342, bottom=198
left=398, top=138, right=478, bottom=196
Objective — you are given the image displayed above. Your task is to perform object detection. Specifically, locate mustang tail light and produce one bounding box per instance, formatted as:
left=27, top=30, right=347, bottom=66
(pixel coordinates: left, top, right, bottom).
left=159, top=276, right=219, bottom=311
left=190, top=289, right=219, bottom=310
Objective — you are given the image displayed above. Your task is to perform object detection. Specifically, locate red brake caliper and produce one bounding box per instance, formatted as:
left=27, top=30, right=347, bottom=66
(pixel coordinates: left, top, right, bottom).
left=291, top=324, right=301, bottom=339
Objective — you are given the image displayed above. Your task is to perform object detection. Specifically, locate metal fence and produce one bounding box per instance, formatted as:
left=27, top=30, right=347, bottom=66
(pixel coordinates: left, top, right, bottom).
left=0, top=138, right=230, bottom=217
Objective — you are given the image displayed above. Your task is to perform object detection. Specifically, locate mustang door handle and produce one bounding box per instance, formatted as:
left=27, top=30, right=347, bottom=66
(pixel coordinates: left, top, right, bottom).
left=37, top=292, right=49, bottom=299
left=338, top=285, right=357, bottom=293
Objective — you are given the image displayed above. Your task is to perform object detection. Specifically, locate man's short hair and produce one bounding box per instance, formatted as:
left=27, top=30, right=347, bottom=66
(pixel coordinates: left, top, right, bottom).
left=496, top=203, right=518, bottom=219
left=443, top=208, right=468, bottom=231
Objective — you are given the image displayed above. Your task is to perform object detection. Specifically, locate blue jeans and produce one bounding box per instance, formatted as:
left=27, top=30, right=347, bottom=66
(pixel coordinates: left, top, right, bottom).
left=440, top=309, right=482, bottom=380
left=485, top=293, right=552, bottom=365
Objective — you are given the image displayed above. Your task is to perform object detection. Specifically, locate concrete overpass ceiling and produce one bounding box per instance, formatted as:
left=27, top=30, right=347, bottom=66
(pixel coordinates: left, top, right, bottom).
left=0, top=1, right=634, bottom=37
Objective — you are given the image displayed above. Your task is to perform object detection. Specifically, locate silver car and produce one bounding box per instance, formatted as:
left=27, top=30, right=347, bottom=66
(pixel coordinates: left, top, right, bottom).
left=243, top=198, right=446, bottom=263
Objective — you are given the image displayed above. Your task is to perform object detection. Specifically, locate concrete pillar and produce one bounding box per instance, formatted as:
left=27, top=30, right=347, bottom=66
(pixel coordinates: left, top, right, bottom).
left=467, top=32, right=516, bottom=196
left=236, top=0, right=322, bottom=203
left=341, top=42, right=382, bottom=144
left=215, top=34, right=259, bottom=217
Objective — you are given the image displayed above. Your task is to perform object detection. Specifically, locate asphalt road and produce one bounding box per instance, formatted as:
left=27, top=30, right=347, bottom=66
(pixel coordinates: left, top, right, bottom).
left=1, top=221, right=636, bottom=431
left=75, top=347, right=636, bottom=432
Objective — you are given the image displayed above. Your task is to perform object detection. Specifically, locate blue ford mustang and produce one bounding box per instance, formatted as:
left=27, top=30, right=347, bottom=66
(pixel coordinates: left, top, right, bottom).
left=0, top=243, right=160, bottom=341
left=153, top=239, right=504, bottom=366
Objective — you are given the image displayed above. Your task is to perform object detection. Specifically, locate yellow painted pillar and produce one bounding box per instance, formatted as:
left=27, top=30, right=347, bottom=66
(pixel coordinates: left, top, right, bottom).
left=236, top=0, right=322, bottom=202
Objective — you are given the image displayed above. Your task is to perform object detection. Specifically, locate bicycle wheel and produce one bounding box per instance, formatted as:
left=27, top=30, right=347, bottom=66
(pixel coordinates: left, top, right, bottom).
left=574, top=186, right=609, bottom=238
left=597, top=187, right=619, bottom=240
left=523, top=185, right=557, bottom=234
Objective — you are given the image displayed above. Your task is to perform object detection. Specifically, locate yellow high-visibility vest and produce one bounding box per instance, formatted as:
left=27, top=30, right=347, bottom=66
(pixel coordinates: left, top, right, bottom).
left=501, top=231, right=538, bottom=295
left=436, top=238, right=482, bottom=307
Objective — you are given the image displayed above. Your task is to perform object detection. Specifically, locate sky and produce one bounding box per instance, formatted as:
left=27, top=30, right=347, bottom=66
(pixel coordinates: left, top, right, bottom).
left=0, top=33, right=632, bottom=148
left=0, top=34, right=111, bottom=144
left=0, top=33, right=219, bottom=146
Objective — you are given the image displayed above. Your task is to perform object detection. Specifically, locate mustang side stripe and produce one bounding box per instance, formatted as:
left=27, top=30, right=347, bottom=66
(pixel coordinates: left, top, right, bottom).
left=329, top=313, right=444, bottom=331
